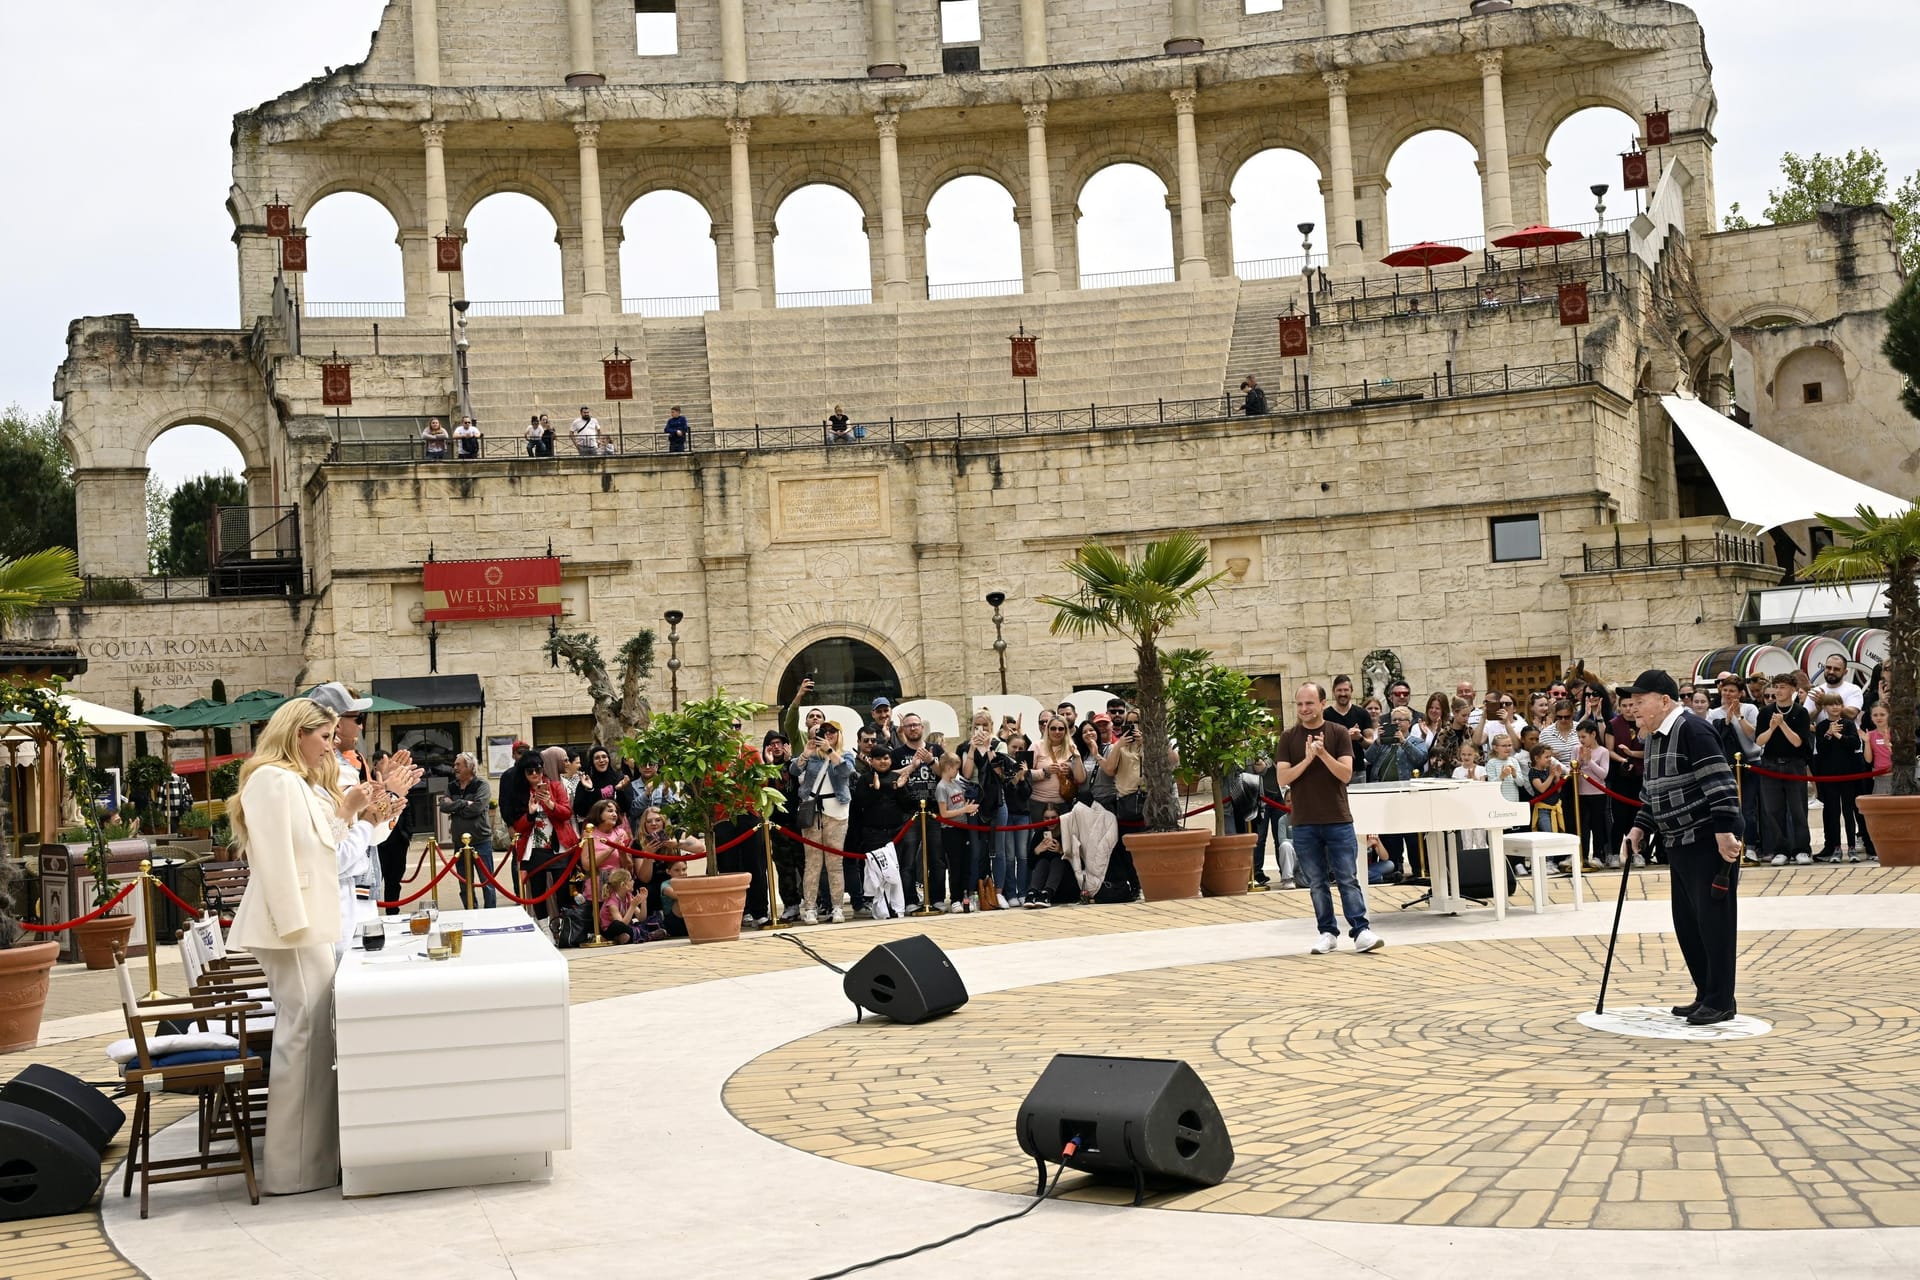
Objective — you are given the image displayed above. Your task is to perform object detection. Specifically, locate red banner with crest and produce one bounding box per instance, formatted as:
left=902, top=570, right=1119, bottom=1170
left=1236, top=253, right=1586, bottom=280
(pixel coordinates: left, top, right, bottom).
left=1645, top=111, right=1671, bottom=147
left=280, top=232, right=308, bottom=273
left=423, top=557, right=563, bottom=622
left=435, top=233, right=464, bottom=273
left=1277, top=315, right=1310, bottom=358
left=603, top=357, right=634, bottom=401
left=1010, top=335, right=1039, bottom=378
left=320, top=361, right=353, bottom=406
left=1621, top=150, right=1650, bottom=191
left=265, top=203, right=292, bottom=237
left=1558, top=282, right=1591, bottom=327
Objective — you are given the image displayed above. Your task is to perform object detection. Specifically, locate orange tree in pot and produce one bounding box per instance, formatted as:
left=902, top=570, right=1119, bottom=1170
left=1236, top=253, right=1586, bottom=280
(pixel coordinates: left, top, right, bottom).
left=1041, top=534, right=1226, bottom=900
left=620, top=691, right=785, bottom=942
left=1165, top=650, right=1275, bottom=895
left=1806, top=500, right=1920, bottom=865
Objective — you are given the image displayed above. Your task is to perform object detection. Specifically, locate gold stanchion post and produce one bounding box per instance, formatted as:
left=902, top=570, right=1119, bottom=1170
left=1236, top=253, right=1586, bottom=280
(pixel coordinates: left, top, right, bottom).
left=914, top=799, right=933, bottom=916
left=762, top=819, right=787, bottom=931
left=581, top=831, right=612, bottom=947
left=139, top=859, right=165, bottom=1001
left=459, top=831, right=476, bottom=909
left=1572, top=759, right=1585, bottom=865
left=426, top=836, right=443, bottom=910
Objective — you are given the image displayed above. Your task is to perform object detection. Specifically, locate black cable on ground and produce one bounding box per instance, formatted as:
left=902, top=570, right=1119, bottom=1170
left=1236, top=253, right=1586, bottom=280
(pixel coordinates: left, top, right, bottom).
left=807, top=1143, right=1076, bottom=1280
left=775, top=930, right=846, bottom=975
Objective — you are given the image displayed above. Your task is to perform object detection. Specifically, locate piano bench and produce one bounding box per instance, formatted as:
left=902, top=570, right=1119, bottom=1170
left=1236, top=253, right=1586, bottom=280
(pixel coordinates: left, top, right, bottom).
left=1502, top=832, right=1583, bottom=913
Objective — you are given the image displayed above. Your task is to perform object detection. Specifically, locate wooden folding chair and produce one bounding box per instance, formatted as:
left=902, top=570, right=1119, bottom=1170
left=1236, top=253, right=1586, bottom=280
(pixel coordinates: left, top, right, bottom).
left=113, top=953, right=264, bottom=1218
left=198, top=860, right=251, bottom=925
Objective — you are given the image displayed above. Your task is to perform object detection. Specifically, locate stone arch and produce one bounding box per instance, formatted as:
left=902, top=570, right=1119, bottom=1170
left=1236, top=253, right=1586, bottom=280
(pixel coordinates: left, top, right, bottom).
left=760, top=619, right=918, bottom=710
left=1065, top=144, right=1177, bottom=212
left=907, top=154, right=1029, bottom=221
left=756, top=160, right=879, bottom=230
left=138, top=407, right=269, bottom=476
left=1729, top=303, right=1819, bottom=329
left=450, top=167, right=576, bottom=230
left=607, top=166, right=726, bottom=230
left=1771, top=344, right=1850, bottom=406
left=1519, top=75, right=1647, bottom=161
left=921, top=171, right=1025, bottom=292
left=292, top=172, right=419, bottom=230
left=1206, top=124, right=1331, bottom=197
left=1362, top=107, right=1483, bottom=181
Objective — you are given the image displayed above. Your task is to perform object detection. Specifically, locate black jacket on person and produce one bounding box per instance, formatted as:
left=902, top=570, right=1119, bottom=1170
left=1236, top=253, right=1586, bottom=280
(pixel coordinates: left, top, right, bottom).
left=1243, top=385, right=1269, bottom=415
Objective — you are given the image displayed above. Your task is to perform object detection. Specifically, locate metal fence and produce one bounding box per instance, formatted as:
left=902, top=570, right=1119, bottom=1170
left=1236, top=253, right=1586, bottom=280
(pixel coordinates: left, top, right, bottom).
left=1581, top=530, right=1772, bottom=573
left=775, top=287, right=874, bottom=308
left=621, top=294, right=720, bottom=317
left=928, top=277, right=1025, bottom=300
left=304, top=301, right=407, bottom=318
left=1080, top=266, right=1177, bottom=290
left=465, top=299, right=567, bottom=317
left=326, top=359, right=1596, bottom=464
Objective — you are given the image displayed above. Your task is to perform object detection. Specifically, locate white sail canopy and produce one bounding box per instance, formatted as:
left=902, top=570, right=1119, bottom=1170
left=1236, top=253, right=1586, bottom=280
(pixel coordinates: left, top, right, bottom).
left=1663, top=395, right=1909, bottom=532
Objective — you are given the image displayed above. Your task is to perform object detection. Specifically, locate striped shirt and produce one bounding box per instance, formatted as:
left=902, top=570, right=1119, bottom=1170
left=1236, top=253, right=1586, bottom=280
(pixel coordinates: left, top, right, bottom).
left=1633, top=706, right=1744, bottom=844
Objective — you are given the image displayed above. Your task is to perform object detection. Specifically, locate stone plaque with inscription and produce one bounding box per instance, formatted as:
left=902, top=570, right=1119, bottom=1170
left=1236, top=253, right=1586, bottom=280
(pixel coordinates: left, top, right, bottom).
left=770, top=472, right=889, bottom=544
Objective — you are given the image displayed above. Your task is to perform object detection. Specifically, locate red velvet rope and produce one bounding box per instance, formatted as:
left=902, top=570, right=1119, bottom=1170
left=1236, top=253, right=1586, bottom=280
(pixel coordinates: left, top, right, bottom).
left=1740, top=762, right=1889, bottom=784
left=597, top=835, right=709, bottom=864
left=1585, top=777, right=1644, bottom=808
left=776, top=825, right=869, bottom=858
left=1527, top=774, right=1569, bottom=806
left=930, top=812, right=1060, bottom=832
left=473, top=845, right=584, bottom=906
left=376, top=852, right=466, bottom=908
left=20, top=880, right=140, bottom=932
left=1258, top=795, right=1293, bottom=813
left=152, top=879, right=201, bottom=916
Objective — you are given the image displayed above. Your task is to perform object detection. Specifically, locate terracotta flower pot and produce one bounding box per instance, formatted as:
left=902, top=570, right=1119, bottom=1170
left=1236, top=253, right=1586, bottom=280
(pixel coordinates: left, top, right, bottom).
left=74, top=913, right=136, bottom=970
left=669, top=872, right=752, bottom=944
left=1124, top=829, right=1210, bottom=901
left=1201, top=833, right=1257, bottom=897
left=1858, top=794, right=1920, bottom=867
left=0, top=941, right=60, bottom=1053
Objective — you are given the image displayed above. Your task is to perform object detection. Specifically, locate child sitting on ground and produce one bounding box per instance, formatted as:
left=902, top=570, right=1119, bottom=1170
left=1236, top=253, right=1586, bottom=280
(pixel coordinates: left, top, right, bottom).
left=1025, top=807, right=1071, bottom=907
left=599, top=868, right=645, bottom=944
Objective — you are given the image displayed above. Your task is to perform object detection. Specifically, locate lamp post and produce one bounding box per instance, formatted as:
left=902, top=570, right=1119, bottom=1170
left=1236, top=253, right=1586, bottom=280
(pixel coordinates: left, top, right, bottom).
left=1591, top=183, right=1611, bottom=287
left=448, top=297, right=472, bottom=423
left=985, top=591, right=1008, bottom=696
left=664, top=610, right=684, bottom=711
left=1297, top=222, right=1316, bottom=325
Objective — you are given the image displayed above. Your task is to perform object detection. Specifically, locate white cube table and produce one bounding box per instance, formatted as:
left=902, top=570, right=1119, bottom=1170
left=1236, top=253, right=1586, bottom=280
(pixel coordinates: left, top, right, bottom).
left=334, top=906, right=570, bottom=1197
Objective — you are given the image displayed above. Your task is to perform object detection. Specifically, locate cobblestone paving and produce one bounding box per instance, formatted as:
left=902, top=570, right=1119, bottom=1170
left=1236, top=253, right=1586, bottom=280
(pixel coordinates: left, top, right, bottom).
left=724, top=928, right=1920, bottom=1230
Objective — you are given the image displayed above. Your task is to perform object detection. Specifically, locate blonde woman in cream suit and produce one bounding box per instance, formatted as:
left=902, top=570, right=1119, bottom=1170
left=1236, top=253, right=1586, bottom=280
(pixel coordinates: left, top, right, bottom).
left=229, top=698, right=378, bottom=1196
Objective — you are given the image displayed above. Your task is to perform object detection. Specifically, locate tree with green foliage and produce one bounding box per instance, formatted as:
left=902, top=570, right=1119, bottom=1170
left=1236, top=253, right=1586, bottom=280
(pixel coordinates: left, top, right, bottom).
left=145, top=473, right=171, bottom=574
left=1724, top=148, right=1919, bottom=269
left=0, top=404, right=75, bottom=561
left=0, top=548, right=81, bottom=637
left=1165, top=650, right=1275, bottom=836
left=157, top=473, right=247, bottom=576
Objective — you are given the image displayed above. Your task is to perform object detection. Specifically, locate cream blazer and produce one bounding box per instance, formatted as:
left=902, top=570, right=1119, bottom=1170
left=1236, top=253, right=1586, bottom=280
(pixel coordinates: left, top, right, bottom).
left=228, top=765, right=345, bottom=951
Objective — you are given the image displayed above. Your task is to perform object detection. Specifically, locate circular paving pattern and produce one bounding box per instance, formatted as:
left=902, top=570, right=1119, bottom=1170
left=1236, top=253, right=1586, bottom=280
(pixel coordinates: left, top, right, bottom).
left=1578, top=1006, right=1773, bottom=1041
left=725, top=930, right=1920, bottom=1230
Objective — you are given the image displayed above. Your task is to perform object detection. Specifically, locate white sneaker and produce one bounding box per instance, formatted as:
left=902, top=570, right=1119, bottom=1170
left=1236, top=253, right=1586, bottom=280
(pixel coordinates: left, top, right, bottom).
left=1631, top=853, right=1645, bottom=868
left=1769, top=854, right=1787, bottom=866
left=800, top=909, right=818, bottom=925
left=829, top=907, right=846, bottom=924
left=1794, top=852, right=1812, bottom=865
left=947, top=901, right=965, bottom=914
left=1309, top=932, right=1337, bottom=955
left=1353, top=929, right=1385, bottom=954
left=1007, top=896, right=1023, bottom=908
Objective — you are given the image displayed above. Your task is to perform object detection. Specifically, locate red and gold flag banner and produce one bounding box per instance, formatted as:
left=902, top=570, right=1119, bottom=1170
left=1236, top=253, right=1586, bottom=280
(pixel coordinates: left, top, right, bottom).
left=1558, top=281, right=1591, bottom=327
left=603, top=357, right=634, bottom=401
left=320, top=361, right=353, bottom=406
left=423, top=557, right=563, bottom=622
left=265, top=203, right=292, bottom=237
left=1621, top=150, right=1649, bottom=191
left=280, top=232, right=308, bottom=273
left=1277, top=315, right=1310, bottom=358
left=435, top=233, right=464, bottom=273
left=1645, top=110, right=1671, bottom=147
left=1010, top=334, right=1039, bottom=378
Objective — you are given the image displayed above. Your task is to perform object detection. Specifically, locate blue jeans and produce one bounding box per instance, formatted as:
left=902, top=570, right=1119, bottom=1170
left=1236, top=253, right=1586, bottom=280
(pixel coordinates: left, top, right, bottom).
left=457, top=835, right=498, bottom=909
left=1292, top=822, right=1368, bottom=938
left=994, top=816, right=1025, bottom=898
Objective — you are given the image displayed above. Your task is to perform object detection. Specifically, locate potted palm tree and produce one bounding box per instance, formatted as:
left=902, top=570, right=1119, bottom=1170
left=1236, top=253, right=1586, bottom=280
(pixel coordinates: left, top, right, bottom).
left=620, top=691, right=784, bottom=942
left=1042, top=533, right=1226, bottom=900
left=1806, top=502, right=1920, bottom=864
left=1166, top=651, right=1275, bottom=895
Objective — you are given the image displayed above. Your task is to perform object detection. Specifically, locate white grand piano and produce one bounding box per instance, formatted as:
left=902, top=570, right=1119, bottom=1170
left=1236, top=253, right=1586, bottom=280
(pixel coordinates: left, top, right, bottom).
left=1348, top=778, right=1531, bottom=920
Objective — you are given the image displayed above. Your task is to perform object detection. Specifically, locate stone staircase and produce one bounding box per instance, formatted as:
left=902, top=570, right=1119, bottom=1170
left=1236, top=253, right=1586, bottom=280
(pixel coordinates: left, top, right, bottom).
left=1223, top=277, right=1314, bottom=402
left=640, top=319, right=715, bottom=440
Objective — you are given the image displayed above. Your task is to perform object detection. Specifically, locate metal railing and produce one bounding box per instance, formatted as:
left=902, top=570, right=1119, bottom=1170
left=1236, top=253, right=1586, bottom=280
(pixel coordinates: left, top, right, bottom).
left=621, top=294, right=720, bottom=317
left=928, top=277, right=1025, bottom=300
left=1080, top=266, right=1177, bottom=290
left=1234, top=251, right=1331, bottom=281
left=465, top=299, right=566, bottom=317
left=1581, top=530, right=1772, bottom=573
left=79, top=564, right=311, bottom=601
left=326, top=359, right=1596, bottom=464
left=304, top=301, right=406, bottom=318
left=775, top=287, right=874, bottom=308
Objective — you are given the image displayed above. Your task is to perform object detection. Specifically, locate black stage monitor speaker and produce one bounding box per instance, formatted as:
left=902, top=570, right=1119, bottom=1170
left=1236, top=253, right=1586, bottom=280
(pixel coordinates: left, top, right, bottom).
left=842, top=934, right=968, bottom=1024
left=0, top=1100, right=103, bottom=1221
left=3, top=1064, right=126, bottom=1154
left=1458, top=846, right=1518, bottom=901
left=1016, top=1054, right=1233, bottom=1202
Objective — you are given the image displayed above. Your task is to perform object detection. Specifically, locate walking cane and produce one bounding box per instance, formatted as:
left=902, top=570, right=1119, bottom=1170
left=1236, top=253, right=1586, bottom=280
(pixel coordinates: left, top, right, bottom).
left=1593, top=829, right=1644, bottom=1014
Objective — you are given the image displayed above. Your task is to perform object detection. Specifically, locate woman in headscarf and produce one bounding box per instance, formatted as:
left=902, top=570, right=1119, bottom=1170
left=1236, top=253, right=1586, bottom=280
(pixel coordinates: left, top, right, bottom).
left=502, top=749, right=579, bottom=922
left=574, top=744, right=633, bottom=820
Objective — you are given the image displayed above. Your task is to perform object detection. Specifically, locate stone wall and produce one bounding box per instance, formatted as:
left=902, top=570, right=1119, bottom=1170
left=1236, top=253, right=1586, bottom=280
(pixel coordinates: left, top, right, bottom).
left=27, top=598, right=314, bottom=715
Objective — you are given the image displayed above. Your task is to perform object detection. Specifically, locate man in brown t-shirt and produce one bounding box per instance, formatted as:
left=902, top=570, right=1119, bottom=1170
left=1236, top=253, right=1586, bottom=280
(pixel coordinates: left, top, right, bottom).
left=1275, top=682, right=1383, bottom=955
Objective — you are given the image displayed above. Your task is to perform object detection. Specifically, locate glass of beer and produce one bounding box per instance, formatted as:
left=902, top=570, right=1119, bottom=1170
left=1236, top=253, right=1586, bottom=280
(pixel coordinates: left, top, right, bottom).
left=409, top=907, right=433, bottom=936
left=442, top=922, right=464, bottom=957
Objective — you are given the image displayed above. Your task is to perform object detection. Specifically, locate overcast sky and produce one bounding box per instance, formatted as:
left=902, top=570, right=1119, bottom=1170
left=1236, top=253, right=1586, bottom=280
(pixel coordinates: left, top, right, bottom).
left=2, top=1, right=1915, bottom=489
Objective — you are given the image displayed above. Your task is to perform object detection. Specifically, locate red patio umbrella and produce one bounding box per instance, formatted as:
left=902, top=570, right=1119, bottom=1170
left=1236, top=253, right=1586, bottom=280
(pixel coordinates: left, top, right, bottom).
left=1380, top=241, right=1472, bottom=290
left=1492, top=224, right=1585, bottom=263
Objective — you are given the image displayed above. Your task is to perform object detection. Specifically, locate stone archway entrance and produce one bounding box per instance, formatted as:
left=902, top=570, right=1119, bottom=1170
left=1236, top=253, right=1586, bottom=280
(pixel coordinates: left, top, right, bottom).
left=776, top=638, right=901, bottom=713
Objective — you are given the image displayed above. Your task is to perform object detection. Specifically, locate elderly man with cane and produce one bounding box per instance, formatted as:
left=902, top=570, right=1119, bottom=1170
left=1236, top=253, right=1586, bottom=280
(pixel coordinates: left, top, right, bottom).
left=1618, top=669, right=1746, bottom=1026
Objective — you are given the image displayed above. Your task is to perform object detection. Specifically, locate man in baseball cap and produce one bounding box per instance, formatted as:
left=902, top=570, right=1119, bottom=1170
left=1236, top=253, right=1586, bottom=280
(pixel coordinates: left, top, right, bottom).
left=1620, top=667, right=1747, bottom=1025
left=307, top=681, right=373, bottom=717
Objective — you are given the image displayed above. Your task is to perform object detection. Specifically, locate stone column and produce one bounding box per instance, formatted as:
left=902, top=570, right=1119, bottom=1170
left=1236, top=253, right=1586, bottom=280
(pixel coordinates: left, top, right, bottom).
left=411, top=0, right=440, bottom=84
left=1324, top=0, right=1350, bottom=37
left=1478, top=51, right=1516, bottom=239
left=1324, top=71, right=1361, bottom=271
left=575, top=122, right=611, bottom=314
left=1023, top=103, right=1059, bottom=292
left=565, top=0, right=603, bottom=85
left=868, top=0, right=905, bottom=77
left=72, top=468, right=152, bottom=579
left=1019, top=0, right=1048, bottom=65
left=1166, top=0, right=1202, bottom=54
left=422, top=122, right=453, bottom=311
left=875, top=111, right=911, bottom=300
left=719, top=0, right=748, bottom=81
left=726, top=118, right=762, bottom=309
left=1171, top=89, right=1210, bottom=279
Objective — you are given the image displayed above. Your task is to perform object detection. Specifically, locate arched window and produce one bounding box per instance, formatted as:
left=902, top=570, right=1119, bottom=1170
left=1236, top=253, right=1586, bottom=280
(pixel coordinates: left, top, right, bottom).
left=776, top=639, right=902, bottom=712
left=621, top=190, right=718, bottom=316
left=145, top=426, right=249, bottom=577
left=1384, top=129, right=1482, bottom=248
left=1228, top=149, right=1327, bottom=279
left=463, top=192, right=563, bottom=312
left=1774, top=347, right=1849, bottom=407
left=773, top=185, right=872, bottom=307
left=1077, top=163, right=1173, bottom=288
left=926, top=175, right=1022, bottom=298
left=1544, top=107, right=1639, bottom=230
left=301, top=193, right=404, bottom=316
